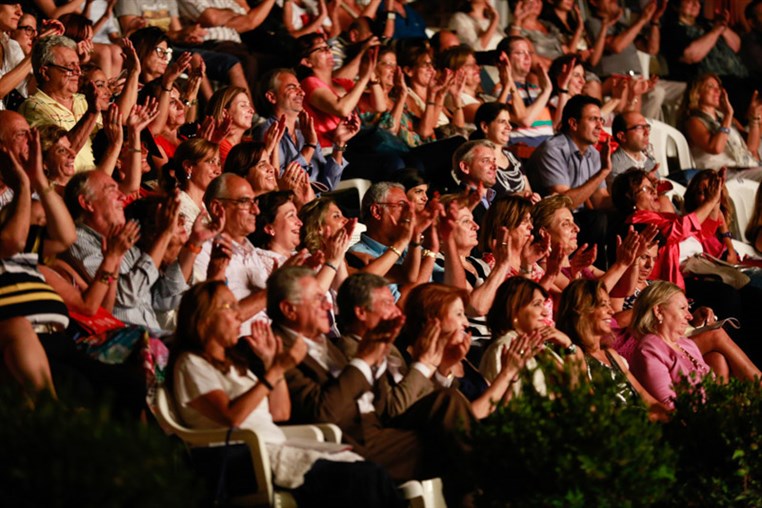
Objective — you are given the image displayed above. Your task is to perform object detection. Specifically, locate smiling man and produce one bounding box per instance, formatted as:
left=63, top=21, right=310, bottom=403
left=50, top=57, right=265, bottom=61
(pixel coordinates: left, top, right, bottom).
left=527, top=95, right=613, bottom=266
left=255, top=68, right=359, bottom=191
left=21, top=35, right=110, bottom=173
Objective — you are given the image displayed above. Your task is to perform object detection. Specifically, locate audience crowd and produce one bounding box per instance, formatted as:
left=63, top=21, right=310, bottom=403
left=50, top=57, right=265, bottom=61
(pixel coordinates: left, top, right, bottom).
left=2, top=0, right=762, bottom=505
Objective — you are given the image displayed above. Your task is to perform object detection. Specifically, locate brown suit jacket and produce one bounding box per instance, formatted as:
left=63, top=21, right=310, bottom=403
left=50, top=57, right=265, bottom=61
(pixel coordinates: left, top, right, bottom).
left=336, top=335, right=435, bottom=420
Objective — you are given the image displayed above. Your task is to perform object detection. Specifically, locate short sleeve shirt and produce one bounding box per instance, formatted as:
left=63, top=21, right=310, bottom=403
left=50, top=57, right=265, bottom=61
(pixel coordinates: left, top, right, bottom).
left=526, top=133, right=602, bottom=200
left=116, top=0, right=179, bottom=31
left=178, top=0, right=244, bottom=43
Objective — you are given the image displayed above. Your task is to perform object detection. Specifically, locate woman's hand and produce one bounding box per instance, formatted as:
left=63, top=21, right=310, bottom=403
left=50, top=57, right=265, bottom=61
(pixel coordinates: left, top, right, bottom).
left=499, top=329, right=545, bottom=379
left=334, top=112, right=361, bottom=146
left=103, top=103, right=124, bottom=147
left=265, top=114, right=287, bottom=157
left=411, top=318, right=445, bottom=370
left=246, top=321, right=279, bottom=369
left=522, top=228, right=551, bottom=266
left=557, top=56, right=577, bottom=90
left=691, top=306, right=716, bottom=327
left=719, top=88, right=734, bottom=119
left=437, top=329, right=471, bottom=376
left=491, top=226, right=512, bottom=269
left=162, top=51, right=193, bottom=89
left=121, top=38, right=140, bottom=75
left=198, top=114, right=233, bottom=144
left=570, top=243, right=596, bottom=276
left=537, top=326, right=573, bottom=348
left=127, top=98, right=160, bottom=133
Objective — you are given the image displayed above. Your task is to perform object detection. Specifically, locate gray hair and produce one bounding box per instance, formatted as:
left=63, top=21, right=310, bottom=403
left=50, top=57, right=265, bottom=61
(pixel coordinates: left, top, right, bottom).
left=63, top=170, right=96, bottom=221
left=32, top=35, right=77, bottom=83
left=361, top=182, right=405, bottom=222
left=267, top=266, right=315, bottom=324
left=452, top=139, right=495, bottom=177
left=336, top=273, right=389, bottom=328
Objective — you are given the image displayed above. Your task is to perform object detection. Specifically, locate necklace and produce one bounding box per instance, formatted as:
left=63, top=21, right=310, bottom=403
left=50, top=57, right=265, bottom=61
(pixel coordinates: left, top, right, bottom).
left=676, top=342, right=703, bottom=372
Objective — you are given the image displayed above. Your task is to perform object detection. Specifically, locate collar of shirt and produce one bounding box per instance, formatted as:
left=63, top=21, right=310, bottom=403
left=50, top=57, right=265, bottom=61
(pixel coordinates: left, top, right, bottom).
left=564, top=134, right=593, bottom=160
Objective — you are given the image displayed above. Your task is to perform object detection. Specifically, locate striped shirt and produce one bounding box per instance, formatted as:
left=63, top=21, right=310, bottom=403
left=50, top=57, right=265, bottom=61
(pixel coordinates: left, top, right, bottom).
left=178, top=0, right=244, bottom=43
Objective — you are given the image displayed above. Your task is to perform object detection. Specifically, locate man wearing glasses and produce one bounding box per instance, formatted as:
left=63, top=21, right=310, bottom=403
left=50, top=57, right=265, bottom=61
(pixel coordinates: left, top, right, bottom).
left=195, top=173, right=272, bottom=336
left=610, top=112, right=656, bottom=183
left=20, top=35, right=110, bottom=173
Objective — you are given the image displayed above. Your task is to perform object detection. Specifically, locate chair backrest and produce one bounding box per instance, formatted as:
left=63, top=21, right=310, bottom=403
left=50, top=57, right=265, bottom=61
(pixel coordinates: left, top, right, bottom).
left=726, top=177, right=760, bottom=244
left=649, top=120, right=694, bottom=176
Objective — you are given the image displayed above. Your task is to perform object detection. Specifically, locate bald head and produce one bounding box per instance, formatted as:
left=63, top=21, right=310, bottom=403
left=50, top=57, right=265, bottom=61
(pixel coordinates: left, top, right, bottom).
left=0, top=111, right=31, bottom=163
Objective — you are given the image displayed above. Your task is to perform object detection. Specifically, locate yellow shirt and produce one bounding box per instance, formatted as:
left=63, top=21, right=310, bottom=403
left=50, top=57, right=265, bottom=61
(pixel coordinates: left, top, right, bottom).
left=20, top=90, right=102, bottom=173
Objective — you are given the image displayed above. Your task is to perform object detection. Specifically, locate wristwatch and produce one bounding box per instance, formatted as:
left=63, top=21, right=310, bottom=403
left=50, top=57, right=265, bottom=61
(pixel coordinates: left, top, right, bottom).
left=563, top=344, right=578, bottom=356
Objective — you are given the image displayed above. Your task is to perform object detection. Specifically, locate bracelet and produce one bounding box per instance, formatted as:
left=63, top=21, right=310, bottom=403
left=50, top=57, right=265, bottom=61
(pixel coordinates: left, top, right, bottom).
left=183, top=99, right=198, bottom=107
left=453, top=105, right=463, bottom=110
left=519, top=266, right=532, bottom=275
left=369, top=80, right=381, bottom=86
left=388, top=245, right=403, bottom=258
left=127, top=147, right=142, bottom=153
left=40, top=181, right=56, bottom=195
left=95, top=269, right=117, bottom=286
left=422, top=249, right=438, bottom=259
left=558, top=88, right=569, bottom=94
left=304, top=142, right=317, bottom=149
left=563, top=344, right=578, bottom=356
left=651, top=21, right=661, bottom=27
left=259, top=376, right=274, bottom=391
left=185, top=241, right=202, bottom=254
left=426, top=101, right=437, bottom=106
left=718, top=126, right=731, bottom=134
left=510, top=24, right=521, bottom=31
left=324, top=261, right=338, bottom=271
left=386, top=12, right=396, bottom=20
left=333, top=144, right=348, bottom=152
left=718, top=231, right=733, bottom=239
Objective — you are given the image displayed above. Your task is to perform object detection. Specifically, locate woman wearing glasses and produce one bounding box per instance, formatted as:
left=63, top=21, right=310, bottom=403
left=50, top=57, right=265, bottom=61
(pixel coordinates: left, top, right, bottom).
left=296, top=33, right=381, bottom=149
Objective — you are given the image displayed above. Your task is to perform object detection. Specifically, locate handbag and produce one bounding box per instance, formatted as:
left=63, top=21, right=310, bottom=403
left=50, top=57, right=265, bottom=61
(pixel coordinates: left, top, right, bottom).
left=681, top=253, right=750, bottom=289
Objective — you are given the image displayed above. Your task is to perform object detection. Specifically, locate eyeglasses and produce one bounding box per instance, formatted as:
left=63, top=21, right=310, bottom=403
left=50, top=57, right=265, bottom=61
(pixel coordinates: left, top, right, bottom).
left=219, top=197, right=259, bottom=210
left=626, top=124, right=651, bottom=132
left=45, top=62, right=81, bottom=76
left=154, top=47, right=173, bottom=59
left=305, top=45, right=331, bottom=57
left=17, top=25, right=36, bottom=36
left=376, top=201, right=409, bottom=209
left=635, top=185, right=657, bottom=196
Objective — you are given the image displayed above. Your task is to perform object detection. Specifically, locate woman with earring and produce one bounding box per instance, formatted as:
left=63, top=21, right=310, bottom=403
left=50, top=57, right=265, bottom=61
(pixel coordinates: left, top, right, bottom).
left=628, top=281, right=713, bottom=408
left=165, top=138, right=222, bottom=234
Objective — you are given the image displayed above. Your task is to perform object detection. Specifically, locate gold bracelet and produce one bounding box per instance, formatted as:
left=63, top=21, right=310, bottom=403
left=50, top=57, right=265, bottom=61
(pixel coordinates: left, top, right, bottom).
left=388, top=245, right=403, bottom=258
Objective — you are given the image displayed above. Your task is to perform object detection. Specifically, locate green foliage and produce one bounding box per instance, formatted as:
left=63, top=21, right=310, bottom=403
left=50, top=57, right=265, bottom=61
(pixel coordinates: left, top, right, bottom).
left=660, top=375, right=762, bottom=508
left=0, top=386, right=203, bottom=508
left=470, top=356, right=675, bottom=508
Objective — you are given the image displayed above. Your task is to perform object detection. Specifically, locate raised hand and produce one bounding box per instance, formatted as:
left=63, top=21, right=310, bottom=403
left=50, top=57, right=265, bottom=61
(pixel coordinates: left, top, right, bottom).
left=297, top=110, right=317, bottom=147
left=189, top=209, right=225, bottom=248
left=522, top=227, right=551, bottom=266
left=103, top=103, right=124, bottom=147
left=127, top=98, right=160, bottom=133
left=491, top=226, right=512, bottom=269
left=157, top=190, right=182, bottom=233
left=121, top=38, right=140, bottom=75
left=207, top=233, right=233, bottom=281
left=412, top=318, right=444, bottom=369
left=570, top=243, right=597, bottom=276
left=162, top=51, right=193, bottom=88
left=615, top=227, right=640, bottom=266
left=246, top=321, right=280, bottom=369
left=358, top=315, right=406, bottom=367
left=334, top=112, right=361, bottom=145
left=39, top=19, right=65, bottom=38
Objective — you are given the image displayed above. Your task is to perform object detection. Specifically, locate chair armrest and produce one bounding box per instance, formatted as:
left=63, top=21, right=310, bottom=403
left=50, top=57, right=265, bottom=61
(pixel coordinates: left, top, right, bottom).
left=314, top=423, right=342, bottom=443
left=280, top=425, right=324, bottom=441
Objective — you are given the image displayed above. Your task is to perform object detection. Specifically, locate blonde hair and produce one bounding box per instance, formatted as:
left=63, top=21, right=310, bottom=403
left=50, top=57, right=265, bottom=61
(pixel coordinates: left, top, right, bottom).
left=686, top=74, right=722, bottom=114
left=531, top=194, right=574, bottom=233
left=628, top=281, right=683, bottom=339
left=38, top=124, right=69, bottom=153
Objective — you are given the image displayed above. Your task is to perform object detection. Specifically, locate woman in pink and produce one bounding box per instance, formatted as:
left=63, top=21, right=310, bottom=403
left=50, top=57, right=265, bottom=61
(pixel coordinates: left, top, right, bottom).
left=297, top=33, right=383, bottom=149
left=611, top=168, right=722, bottom=289
left=683, top=169, right=740, bottom=264
left=628, top=281, right=712, bottom=408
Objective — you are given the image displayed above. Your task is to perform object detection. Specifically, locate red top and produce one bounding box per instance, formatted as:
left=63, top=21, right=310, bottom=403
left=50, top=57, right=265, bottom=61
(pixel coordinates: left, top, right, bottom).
left=301, top=76, right=355, bottom=147
left=628, top=210, right=702, bottom=289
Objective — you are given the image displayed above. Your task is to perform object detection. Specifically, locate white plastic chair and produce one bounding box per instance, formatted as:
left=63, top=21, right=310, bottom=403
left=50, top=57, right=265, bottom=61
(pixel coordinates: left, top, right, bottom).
left=153, top=386, right=443, bottom=507
left=335, top=178, right=372, bottom=204
left=153, top=386, right=337, bottom=507
left=726, top=178, right=760, bottom=245
left=636, top=50, right=650, bottom=80
left=649, top=119, right=695, bottom=176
